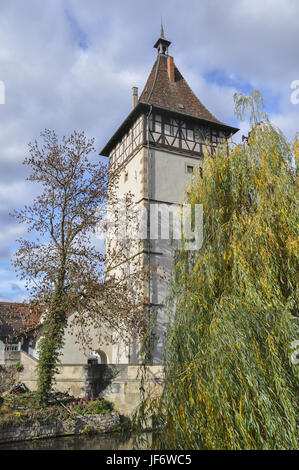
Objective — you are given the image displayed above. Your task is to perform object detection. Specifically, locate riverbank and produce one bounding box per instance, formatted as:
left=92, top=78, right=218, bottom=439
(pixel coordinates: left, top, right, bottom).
left=0, top=391, right=124, bottom=444
left=0, top=412, right=121, bottom=444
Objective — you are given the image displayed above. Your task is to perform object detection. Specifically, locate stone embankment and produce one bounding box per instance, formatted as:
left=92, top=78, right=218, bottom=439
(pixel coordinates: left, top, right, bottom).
left=0, top=412, right=120, bottom=444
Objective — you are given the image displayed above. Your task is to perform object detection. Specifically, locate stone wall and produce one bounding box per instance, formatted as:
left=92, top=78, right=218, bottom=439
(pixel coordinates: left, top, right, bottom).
left=19, top=352, right=88, bottom=397
left=19, top=352, right=164, bottom=417
left=0, top=413, right=120, bottom=444
left=99, top=364, right=164, bottom=416
left=18, top=350, right=38, bottom=390
left=0, top=350, right=20, bottom=366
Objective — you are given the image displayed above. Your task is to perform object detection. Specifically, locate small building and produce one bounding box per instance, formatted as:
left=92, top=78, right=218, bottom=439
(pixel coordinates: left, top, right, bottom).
left=0, top=302, right=36, bottom=365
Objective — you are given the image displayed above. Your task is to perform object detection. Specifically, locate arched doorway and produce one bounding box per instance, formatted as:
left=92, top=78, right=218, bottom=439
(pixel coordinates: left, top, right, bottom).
left=87, top=349, right=108, bottom=364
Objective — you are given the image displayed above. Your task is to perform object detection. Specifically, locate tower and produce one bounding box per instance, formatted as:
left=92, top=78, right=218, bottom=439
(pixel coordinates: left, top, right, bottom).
left=100, top=29, right=238, bottom=364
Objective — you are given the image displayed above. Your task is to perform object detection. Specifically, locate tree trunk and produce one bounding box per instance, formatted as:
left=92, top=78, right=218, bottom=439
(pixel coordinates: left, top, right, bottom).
left=35, top=281, right=67, bottom=407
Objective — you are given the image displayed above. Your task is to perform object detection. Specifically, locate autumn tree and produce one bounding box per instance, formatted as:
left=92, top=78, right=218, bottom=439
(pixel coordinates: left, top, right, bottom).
left=134, top=91, right=298, bottom=450
left=13, top=130, right=148, bottom=406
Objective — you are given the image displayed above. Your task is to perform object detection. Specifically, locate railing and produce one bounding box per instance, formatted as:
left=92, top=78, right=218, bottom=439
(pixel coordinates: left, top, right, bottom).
left=4, top=344, right=20, bottom=351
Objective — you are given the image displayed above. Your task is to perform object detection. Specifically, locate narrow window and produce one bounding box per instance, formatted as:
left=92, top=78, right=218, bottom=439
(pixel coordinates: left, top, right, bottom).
left=186, top=164, right=194, bottom=174
left=149, top=115, right=154, bottom=132
left=164, top=117, right=175, bottom=136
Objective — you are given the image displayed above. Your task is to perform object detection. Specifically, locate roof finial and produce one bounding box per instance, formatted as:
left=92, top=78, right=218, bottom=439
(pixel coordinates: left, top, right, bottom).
left=160, top=19, right=165, bottom=39
left=154, top=21, right=171, bottom=55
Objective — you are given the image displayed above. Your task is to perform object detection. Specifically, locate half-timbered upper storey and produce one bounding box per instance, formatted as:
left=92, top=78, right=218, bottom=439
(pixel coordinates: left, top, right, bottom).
left=100, top=29, right=238, bottom=170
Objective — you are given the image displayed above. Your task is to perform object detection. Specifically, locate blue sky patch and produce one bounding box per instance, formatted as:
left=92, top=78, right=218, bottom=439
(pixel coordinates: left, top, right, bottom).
left=65, top=8, right=88, bottom=50
left=204, top=68, right=281, bottom=115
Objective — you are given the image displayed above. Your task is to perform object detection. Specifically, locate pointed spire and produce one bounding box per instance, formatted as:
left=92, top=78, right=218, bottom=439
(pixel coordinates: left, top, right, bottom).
left=154, top=23, right=171, bottom=55
left=160, top=20, right=165, bottom=39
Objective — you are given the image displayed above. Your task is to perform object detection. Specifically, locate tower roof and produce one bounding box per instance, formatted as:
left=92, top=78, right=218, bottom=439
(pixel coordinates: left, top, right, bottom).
left=100, top=33, right=238, bottom=157
left=139, top=54, right=223, bottom=125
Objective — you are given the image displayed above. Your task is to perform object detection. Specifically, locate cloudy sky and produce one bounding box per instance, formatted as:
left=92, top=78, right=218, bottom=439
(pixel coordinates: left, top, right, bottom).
left=0, top=0, right=298, bottom=302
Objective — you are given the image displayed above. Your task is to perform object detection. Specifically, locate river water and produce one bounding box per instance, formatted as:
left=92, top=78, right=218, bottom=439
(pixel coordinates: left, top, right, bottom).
left=0, top=433, right=137, bottom=450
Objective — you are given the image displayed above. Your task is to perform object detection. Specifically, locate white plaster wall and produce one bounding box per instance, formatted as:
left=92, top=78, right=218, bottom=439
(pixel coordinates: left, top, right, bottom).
left=106, top=145, right=203, bottom=364
left=150, top=148, right=202, bottom=204
left=106, top=148, right=147, bottom=364
left=58, top=312, right=113, bottom=365
left=116, top=148, right=144, bottom=203
left=146, top=148, right=203, bottom=362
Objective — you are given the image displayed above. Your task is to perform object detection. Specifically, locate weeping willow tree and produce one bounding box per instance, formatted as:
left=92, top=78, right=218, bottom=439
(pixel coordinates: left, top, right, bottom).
left=134, top=91, right=298, bottom=450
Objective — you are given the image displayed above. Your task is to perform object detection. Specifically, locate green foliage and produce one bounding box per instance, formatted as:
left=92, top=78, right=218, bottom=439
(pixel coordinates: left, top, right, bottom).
left=0, top=394, right=70, bottom=430
left=15, top=363, right=24, bottom=373
left=96, top=366, right=120, bottom=394
left=118, top=415, right=132, bottom=433
left=136, top=91, right=299, bottom=450
left=35, top=288, right=68, bottom=407
left=72, top=399, right=113, bottom=415
left=234, top=90, right=267, bottom=125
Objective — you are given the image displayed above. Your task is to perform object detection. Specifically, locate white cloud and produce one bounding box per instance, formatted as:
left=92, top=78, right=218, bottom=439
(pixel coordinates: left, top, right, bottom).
left=0, top=276, right=27, bottom=302
left=271, top=111, right=299, bottom=140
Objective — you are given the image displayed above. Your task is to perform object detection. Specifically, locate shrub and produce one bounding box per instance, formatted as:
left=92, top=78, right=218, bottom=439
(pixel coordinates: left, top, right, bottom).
left=73, top=399, right=113, bottom=415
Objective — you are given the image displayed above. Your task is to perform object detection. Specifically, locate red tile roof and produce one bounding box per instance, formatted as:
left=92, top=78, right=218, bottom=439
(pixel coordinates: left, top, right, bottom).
left=139, top=54, right=223, bottom=125
left=100, top=52, right=238, bottom=157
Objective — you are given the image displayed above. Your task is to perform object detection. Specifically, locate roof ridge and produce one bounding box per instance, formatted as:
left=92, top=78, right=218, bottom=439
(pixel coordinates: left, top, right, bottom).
left=146, top=54, right=161, bottom=103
